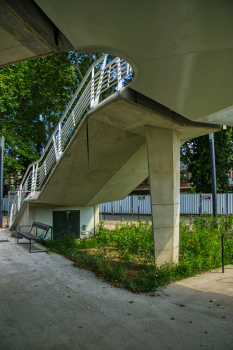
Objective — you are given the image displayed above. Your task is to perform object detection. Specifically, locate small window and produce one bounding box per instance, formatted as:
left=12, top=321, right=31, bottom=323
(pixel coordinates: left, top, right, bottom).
left=180, top=172, right=189, bottom=182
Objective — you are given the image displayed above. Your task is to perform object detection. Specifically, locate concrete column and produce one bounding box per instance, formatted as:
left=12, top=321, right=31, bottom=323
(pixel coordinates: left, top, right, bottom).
left=94, top=204, right=99, bottom=235
left=146, top=126, right=180, bottom=266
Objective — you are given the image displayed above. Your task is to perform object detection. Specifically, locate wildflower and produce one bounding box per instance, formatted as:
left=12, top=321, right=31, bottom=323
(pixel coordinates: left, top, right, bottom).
left=136, top=238, right=138, bottom=240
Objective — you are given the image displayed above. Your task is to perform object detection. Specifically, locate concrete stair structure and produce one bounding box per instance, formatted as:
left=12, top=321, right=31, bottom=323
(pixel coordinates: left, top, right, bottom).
left=11, top=87, right=220, bottom=266
left=27, top=88, right=220, bottom=208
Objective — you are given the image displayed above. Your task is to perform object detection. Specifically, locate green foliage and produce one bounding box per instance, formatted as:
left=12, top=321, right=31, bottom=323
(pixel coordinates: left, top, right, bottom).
left=0, top=51, right=112, bottom=191
left=0, top=53, right=77, bottom=182
left=78, top=219, right=153, bottom=259
left=47, top=232, right=78, bottom=256
left=181, top=130, right=232, bottom=193
left=44, top=216, right=233, bottom=293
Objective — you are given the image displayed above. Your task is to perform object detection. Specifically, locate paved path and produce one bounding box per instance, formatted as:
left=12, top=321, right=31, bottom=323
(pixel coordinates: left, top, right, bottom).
left=0, top=228, right=233, bottom=350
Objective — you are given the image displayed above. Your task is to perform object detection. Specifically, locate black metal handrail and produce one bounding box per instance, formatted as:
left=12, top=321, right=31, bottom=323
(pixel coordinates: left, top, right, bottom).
left=221, top=231, right=233, bottom=273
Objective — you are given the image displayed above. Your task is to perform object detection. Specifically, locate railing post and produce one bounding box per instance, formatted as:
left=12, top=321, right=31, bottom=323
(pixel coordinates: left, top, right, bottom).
left=31, top=165, right=35, bottom=193
left=90, top=67, right=95, bottom=108
left=18, top=186, right=22, bottom=211
left=58, top=123, right=62, bottom=156
left=53, top=135, right=58, bottom=162
left=44, top=160, right=47, bottom=176
left=117, top=57, right=122, bottom=91
left=72, top=111, right=75, bottom=127
left=94, top=54, right=107, bottom=106
left=222, top=234, right=224, bottom=273
left=31, top=163, right=38, bottom=195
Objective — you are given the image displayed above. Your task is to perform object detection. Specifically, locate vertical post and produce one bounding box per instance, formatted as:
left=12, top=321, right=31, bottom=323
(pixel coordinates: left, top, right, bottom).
left=146, top=126, right=180, bottom=266
left=50, top=227, right=53, bottom=251
left=104, top=205, right=105, bottom=221
left=90, top=67, right=95, bottom=108
left=226, top=193, right=228, bottom=216
left=117, top=57, right=122, bottom=91
left=58, top=123, right=61, bottom=156
left=53, top=135, right=58, bottom=162
left=209, top=133, right=217, bottom=218
left=199, top=193, right=202, bottom=217
left=94, top=54, right=107, bottom=106
left=18, top=191, right=22, bottom=231
left=222, top=234, right=224, bottom=273
left=0, top=136, right=4, bottom=228
left=7, top=191, right=10, bottom=227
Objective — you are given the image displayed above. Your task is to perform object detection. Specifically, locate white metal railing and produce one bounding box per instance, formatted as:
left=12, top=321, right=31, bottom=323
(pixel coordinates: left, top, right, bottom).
left=9, top=54, right=133, bottom=226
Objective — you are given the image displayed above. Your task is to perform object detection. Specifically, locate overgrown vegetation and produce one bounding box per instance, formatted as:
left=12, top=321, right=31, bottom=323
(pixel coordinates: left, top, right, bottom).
left=44, top=216, right=233, bottom=293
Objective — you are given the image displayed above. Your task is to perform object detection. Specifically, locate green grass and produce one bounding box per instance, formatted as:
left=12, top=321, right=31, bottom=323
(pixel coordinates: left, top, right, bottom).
left=43, top=215, right=233, bottom=293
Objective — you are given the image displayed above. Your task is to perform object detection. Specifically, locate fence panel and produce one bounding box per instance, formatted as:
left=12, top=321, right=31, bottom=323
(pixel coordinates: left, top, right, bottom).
left=228, top=194, right=233, bottom=214
left=180, top=194, right=200, bottom=214
left=201, top=194, right=212, bottom=214
left=99, top=202, right=112, bottom=214
left=217, top=193, right=227, bottom=215
left=112, top=196, right=132, bottom=214
left=99, top=194, right=232, bottom=216
left=2, top=198, right=8, bottom=212
left=132, top=196, right=151, bottom=215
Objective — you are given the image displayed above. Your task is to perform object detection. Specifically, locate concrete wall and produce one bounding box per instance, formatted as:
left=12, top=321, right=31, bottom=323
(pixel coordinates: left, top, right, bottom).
left=35, top=205, right=97, bottom=239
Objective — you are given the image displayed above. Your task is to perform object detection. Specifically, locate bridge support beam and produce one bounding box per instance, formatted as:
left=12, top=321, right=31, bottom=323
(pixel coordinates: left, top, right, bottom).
left=146, top=126, right=180, bottom=267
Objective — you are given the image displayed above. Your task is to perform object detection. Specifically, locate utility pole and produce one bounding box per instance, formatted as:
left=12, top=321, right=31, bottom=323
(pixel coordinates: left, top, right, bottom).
left=209, top=133, right=217, bottom=218
left=0, top=136, right=4, bottom=228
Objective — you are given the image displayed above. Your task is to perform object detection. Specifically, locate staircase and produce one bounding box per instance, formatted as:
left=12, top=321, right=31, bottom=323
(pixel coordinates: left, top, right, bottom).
left=9, top=54, right=133, bottom=226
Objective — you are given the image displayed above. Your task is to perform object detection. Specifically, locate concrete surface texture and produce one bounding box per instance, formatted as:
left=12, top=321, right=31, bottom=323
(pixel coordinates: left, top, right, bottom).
left=1, top=228, right=233, bottom=350
left=146, top=126, right=180, bottom=266
left=32, top=89, right=219, bottom=208
left=0, top=0, right=73, bottom=67
left=33, top=0, right=233, bottom=126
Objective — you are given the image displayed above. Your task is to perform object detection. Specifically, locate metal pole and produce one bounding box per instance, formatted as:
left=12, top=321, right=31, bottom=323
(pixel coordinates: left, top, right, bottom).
left=0, top=136, right=5, bottom=228
left=7, top=191, right=10, bottom=227
left=18, top=192, right=22, bottom=231
left=209, top=133, right=217, bottom=218
left=222, top=234, right=224, bottom=273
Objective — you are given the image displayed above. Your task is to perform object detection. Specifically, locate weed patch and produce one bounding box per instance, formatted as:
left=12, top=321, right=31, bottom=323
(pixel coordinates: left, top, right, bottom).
left=44, top=216, right=233, bottom=293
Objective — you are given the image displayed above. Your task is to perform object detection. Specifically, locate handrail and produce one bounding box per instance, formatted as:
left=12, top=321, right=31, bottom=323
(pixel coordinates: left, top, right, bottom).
left=20, top=54, right=111, bottom=186
left=221, top=231, right=233, bottom=273
left=9, top=54, right=133, bottom=227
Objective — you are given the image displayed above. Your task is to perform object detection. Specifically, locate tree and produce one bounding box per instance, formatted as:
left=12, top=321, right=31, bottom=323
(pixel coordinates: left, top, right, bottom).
left=0, top=52, right=108, bottom=189
left=181, top=130, right=232, bottom=193
left=0, top=53, right=78, bottom=183
left=0, top=50, right=132, bottom=195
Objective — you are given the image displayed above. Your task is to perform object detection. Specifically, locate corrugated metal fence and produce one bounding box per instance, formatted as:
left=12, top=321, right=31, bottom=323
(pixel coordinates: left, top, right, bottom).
left=99, top=194, right=233, bottom=215
left=2, top=198, right=9, bottom=212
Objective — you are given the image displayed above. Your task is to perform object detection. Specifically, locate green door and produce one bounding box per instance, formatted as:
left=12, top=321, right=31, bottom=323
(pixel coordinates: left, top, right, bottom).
left=53, top=210, right=80, bottom=240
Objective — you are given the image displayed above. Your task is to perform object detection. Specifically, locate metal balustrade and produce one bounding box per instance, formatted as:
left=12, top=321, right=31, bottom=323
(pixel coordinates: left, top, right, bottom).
left=9, top=54, right=133, bottom=226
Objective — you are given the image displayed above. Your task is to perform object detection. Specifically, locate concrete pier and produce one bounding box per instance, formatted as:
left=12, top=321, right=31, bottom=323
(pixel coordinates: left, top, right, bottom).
left=146, top=127, right=180, bottom=266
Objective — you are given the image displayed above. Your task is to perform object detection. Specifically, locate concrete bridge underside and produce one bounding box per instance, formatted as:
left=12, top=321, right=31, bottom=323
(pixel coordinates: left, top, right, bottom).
left=2, top=0, right=233, bottom=126
left=23, top=88, right=219, bottom=265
